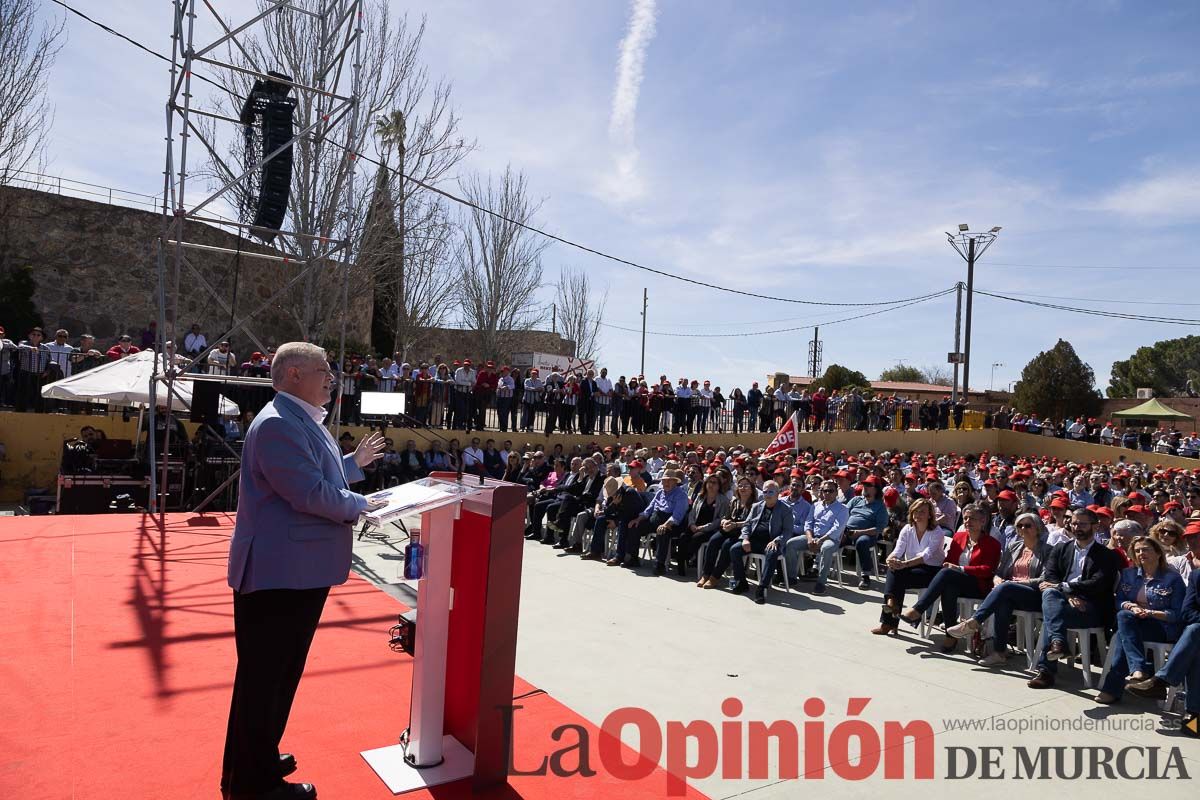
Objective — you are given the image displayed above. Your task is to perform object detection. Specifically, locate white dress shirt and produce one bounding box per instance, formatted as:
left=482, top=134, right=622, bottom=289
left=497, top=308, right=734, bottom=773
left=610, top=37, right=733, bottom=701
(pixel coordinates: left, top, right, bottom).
left=890, top=524, right=947, bottom=567
left=1064, top=539, right=1095, bottom=584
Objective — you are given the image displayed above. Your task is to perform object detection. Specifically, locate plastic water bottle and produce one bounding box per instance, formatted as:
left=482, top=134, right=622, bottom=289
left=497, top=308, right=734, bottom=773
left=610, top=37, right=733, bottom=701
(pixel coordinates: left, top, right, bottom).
left=403, top=531, right=424, bottom=581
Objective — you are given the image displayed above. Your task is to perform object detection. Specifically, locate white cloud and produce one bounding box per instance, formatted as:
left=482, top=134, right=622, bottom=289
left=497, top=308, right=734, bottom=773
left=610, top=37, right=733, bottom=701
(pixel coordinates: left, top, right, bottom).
left=1097, top=169, right=1200, bottom=221
left=602, top=0, right=658, bottom=203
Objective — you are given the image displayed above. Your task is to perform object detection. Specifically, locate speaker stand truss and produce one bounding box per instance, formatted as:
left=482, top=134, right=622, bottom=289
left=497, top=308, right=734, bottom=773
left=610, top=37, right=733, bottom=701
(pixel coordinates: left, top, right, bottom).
left=150, top=0, right=365, bottom=515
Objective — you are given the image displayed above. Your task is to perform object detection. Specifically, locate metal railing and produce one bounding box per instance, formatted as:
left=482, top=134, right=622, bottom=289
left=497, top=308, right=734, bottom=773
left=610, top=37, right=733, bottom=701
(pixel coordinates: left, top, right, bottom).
left=6, top=169, right=163, bottom=212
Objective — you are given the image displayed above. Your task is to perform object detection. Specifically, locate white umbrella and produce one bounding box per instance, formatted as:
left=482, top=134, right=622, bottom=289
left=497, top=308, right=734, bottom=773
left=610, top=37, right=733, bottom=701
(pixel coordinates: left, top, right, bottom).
left=41, top=351, right=240, bottom=415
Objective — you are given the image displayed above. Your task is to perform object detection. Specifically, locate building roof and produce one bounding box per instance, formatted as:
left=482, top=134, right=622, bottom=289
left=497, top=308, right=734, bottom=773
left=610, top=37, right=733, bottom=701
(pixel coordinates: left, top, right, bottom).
left=777, top=375, right=983, bottom=396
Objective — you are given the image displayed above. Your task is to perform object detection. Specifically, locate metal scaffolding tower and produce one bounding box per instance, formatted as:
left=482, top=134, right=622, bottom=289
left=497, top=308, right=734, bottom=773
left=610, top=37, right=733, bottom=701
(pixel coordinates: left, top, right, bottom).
left=149, top=0, right=365, bottom=514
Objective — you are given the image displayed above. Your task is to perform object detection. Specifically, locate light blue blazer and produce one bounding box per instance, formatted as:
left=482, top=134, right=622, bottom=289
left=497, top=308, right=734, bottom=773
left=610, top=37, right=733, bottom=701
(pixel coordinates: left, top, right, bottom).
left=227, top=393, right=367, bottom=593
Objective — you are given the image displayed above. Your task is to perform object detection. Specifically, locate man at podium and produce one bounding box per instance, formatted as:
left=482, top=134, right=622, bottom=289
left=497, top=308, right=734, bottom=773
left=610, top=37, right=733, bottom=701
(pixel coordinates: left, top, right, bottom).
left=222, top=342, right=386, bottom=800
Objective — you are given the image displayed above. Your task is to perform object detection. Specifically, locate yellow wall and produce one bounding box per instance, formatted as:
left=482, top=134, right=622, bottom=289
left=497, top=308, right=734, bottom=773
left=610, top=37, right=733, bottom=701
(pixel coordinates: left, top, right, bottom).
left=4, top=411, right=1192, bottom=503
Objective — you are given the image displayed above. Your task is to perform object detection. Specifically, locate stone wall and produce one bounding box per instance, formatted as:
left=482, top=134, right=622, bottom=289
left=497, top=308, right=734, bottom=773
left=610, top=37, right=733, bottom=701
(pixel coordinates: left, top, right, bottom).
left=391, top=327, right=575, bottom=366
left=0, top=185, right=369, bottom=351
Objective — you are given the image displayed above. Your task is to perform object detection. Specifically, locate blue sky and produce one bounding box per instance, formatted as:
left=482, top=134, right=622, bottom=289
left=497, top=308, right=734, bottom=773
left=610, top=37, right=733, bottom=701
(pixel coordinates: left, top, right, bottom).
left=34, top=1, right=1200, bottom=395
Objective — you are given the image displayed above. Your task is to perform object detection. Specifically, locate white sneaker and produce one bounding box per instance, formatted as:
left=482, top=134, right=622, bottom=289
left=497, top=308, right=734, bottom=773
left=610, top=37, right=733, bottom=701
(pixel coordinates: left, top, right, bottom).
left=946, top=617, right=980, bottom=639
left=979, top=651, right=1008, bottom=667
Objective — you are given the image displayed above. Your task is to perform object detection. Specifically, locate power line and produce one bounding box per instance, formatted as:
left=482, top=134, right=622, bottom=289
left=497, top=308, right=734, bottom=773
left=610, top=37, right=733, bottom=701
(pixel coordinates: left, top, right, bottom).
left=600, top=287, right=956, bottom=337
left=986, top=288, right=1200, bottom=308
left=984, top=266, right=1200, bottom=275
left=50, top=1, right=947, bottom=309
left=974, top=289, right=1200, bottom=326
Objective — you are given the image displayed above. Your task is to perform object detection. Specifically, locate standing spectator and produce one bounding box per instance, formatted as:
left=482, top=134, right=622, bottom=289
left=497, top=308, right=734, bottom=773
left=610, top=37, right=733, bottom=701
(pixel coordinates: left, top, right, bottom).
left=206, top=340, right=235, bottom=374
left=732, top=387, right=747, bottom=434
left=495, top=366, right=515, bottom=432
left=15, top=327, right=50, bottom=412
left=452, top=359, right=476, bottom=430
left=339, top=360, right=361, bottom=425
left=577, top=369, right=598, bottom=435
left=696, top=380, right=714, bottom=434
left=594, top=367, right=613, bottom=435
left=747, top=381, right=764, bottom=431
left=0, top=326, right=16, bottom=407
left=107, top=334, right=140, bottom=361
left=42, top=329, right=77, bottom=381
left=521, top=368, right=543, bottom=432
left=139, top=321, right=157, bottom=350
left=474, top=360, right=498, bottom=430
left=183, top=323, right=207, bottom=364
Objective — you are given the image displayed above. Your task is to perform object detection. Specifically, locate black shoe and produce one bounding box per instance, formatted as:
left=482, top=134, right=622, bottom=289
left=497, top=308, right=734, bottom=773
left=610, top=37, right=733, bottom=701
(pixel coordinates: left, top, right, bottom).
left=623, top=556, right=641, bottom=568
left=812, top=581, right=826, bottom=595
left=858, top=576, right=872, bottom=590
left=730, top=580, right=749, bottom=594
left=222, top=755, right=298, bottom=797
left=540, top=536, right=557, bottom=545
left=652, top=563, right=666, bottom=576
left=552, top=540, right=567, bottom=549
left=753, top=591, right=766, bottom=605
left=1045, top=639, right=1068, bottom=662
left=676, top=561, right=687, bottom=576
left=564, top=544, right=582, bottom=554
left=229, top=781, right=317, bottom=800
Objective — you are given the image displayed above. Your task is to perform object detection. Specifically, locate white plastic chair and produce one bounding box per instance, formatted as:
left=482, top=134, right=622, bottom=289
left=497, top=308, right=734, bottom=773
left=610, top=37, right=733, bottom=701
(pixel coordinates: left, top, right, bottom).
left=745, top=552, right=789, bottom=595
left=1013, top=610, right=1043, bottom=670
left=1033, top=626, right=1108, bottom=688
left=834, top=543, right=882, bottom=586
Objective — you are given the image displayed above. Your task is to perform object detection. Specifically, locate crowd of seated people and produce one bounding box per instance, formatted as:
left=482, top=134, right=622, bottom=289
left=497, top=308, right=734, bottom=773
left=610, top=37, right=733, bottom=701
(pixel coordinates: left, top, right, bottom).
left=363, top=435, right=1200, bottom=737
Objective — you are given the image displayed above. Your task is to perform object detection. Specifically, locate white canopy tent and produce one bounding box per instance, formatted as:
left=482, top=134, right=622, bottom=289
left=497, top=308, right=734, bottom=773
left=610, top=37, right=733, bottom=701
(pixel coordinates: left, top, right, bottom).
left=41, top=351, right=240, bottom=416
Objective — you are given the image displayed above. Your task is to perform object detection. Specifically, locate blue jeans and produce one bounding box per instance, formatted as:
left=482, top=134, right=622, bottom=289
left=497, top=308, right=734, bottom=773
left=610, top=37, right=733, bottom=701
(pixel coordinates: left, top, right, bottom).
left=853, top=533, right=877, bottom=576
left=973, top=581, right=1042, bottom=651
left=1036, top=588, right=1104, bottom=675
left=783, top=535, right=839, bottom=583
left=701, top=532, right=734, bottom=577
left=912, top=568, right=985, bottom=626
left=1100, top=610, right=1174, bottom=699
left=1156, top=622, right=1200, bottom=714
left=729, top=537, right=767, bottom=586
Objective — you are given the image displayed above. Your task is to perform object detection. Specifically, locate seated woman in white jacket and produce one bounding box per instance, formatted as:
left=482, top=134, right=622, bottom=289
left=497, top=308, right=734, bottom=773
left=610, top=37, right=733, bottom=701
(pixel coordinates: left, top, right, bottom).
left=872, top=498, right=948, bottom=636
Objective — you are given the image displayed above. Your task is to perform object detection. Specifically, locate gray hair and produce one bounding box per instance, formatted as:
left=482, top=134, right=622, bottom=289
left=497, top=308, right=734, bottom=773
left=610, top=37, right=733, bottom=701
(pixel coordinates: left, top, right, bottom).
left=1014, top=511, right=1045, bottom=537
left=1111, top=519, right=1143, bottom=539
left=270, top=342, right=328, bottom=387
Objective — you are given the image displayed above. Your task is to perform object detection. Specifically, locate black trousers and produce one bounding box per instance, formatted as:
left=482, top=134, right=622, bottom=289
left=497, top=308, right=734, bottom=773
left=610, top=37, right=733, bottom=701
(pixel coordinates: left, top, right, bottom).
left=222, top=586, right=330, bottom=795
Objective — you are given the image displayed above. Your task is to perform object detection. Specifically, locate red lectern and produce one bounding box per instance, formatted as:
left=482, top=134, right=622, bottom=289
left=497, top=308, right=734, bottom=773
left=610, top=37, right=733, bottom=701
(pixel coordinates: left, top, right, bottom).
left=360, top=474, right=527, bottom=793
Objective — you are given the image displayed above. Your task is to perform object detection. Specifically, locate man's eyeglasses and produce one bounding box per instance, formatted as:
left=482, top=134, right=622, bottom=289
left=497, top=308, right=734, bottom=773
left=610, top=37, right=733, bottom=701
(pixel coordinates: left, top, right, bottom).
left=762, top=489, right=778, bottom=496
left=1016, top=522, right=1035, bottom=529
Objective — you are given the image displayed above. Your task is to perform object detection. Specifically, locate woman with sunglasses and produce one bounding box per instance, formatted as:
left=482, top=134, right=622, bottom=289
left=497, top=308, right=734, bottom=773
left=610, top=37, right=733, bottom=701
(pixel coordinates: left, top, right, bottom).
left=1150, top=520, right=1188, bottom=558
left=699, top=478, right=759, bottom=588
left=1097, top=536, right=1186, bottom=704
left=946, top=511, right=1052, bottom=665
left=681, top=474, right=730, bottom=577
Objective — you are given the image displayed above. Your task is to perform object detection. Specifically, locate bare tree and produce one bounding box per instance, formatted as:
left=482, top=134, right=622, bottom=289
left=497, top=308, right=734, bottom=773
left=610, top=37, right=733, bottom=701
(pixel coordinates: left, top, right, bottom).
left=921, top=364, right=952, bottom=386
left=0, top=0, right=63, bottom=187
left=554, top=266, right=606, bottom=362
left=201, top=2, right=434, bottom=343
left=456, top=167, right=548, bottom=359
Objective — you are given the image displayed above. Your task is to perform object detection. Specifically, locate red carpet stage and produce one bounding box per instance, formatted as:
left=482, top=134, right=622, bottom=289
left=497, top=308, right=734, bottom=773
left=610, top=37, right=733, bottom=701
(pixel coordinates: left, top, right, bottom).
left=0, top=513, right=706, bottom=799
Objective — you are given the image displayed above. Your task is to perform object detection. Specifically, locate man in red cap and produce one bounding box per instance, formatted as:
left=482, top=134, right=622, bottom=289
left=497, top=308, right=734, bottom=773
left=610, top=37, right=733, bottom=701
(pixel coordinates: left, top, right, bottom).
left=990, top=489, right=1020, bottom=546
left=844, top=475, right=889, bottom=590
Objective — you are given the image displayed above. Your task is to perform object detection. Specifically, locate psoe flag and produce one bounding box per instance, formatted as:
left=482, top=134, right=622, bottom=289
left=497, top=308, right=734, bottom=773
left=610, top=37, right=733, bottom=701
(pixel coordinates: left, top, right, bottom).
left=763, top=411, right=798, bottom=457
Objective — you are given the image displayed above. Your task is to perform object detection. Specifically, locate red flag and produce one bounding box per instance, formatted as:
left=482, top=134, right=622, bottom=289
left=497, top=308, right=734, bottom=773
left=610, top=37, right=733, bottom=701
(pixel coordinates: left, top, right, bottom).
left=763, top=411, right=798, bottom=457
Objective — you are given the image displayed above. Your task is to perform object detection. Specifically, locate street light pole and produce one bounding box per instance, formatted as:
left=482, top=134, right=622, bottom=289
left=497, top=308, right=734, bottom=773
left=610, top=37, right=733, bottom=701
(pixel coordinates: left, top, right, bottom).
left=990, top=362, right=1004, bottom=391
left=946, top=225, right=1001, bottom=403
left=951, top=281, right=963, bottom=404
left=640, top=288, right=647, bottom=377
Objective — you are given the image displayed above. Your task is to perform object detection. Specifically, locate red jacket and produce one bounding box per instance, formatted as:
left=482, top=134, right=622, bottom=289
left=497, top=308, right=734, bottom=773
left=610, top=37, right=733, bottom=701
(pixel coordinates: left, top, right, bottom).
left=106, top=344, right=140, bottom=360
left=945, top=529, right=1002, bottom=594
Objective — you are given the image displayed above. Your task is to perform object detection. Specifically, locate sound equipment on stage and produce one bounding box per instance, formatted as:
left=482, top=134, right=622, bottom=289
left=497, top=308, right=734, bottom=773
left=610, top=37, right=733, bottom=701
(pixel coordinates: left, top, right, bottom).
left=190, top=380, right=222, bottom=425
left=239, top=70, right=297, bottom=241
left=57, top=475, right=150, bottom=514
left=95, top=439, right=134, bottom=460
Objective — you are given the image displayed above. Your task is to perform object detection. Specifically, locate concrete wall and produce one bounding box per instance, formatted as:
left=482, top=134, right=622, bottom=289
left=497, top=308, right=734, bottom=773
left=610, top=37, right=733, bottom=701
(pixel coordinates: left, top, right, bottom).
left=995, top=429, right=1200, bottom=470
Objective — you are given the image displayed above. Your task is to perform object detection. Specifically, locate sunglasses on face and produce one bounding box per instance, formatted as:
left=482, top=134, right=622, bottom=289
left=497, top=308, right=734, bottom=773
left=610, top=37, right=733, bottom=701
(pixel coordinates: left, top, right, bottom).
left=1016, top=522, right=1035, bottom=529
left=763, top=489, right=778, bottom=496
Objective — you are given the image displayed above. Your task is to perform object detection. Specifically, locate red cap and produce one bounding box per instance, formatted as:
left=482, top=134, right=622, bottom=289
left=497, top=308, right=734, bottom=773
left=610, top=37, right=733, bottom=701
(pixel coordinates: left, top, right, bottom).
left=1185, top=520, right=1200, bottom=537
left=1049, top=497, right=1069, bottom=510
left=1095, top=507, right=1114, bottom=519
left=997, top=489, right=1018, bottom=502
left=883, top=486, right=900, bottom=507
left=1164, top=501, right=1183, bottom=512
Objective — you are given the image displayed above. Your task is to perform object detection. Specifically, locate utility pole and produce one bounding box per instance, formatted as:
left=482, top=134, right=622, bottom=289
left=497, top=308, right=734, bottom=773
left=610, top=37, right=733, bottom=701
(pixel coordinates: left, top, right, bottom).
left=963, top=236, right=976, bottom=401
left=946, top=225, right=1001, bottom=403
left=808, top=327, right=822, bottom=378
left=551, top=303, right=556, bottom=334
left=640, top=288, right=647, bottom=377
left=951, top=282, right=963, bottom=403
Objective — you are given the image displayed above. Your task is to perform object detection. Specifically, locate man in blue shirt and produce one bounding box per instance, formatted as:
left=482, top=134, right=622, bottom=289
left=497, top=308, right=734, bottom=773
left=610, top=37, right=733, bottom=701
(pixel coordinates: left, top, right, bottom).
left=845, top=476, right=889, bottom=590
left=784, top=481, right=849, bottom=595
left=753, top=474, right=813, bottom=601
left=629, top=469, right=689, bottom=576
